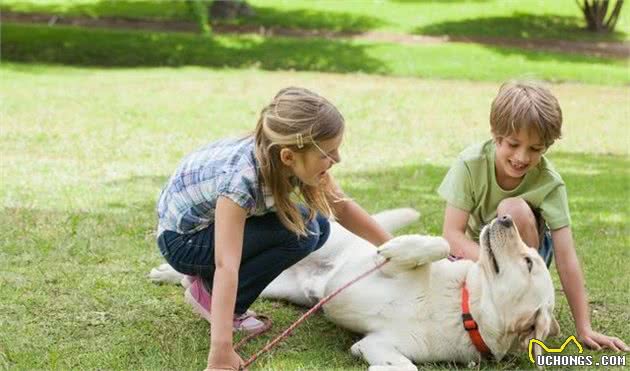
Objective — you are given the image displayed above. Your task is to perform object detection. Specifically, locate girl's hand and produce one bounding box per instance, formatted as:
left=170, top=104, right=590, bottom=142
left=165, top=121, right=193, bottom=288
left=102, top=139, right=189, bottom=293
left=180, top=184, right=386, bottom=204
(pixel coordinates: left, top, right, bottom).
left=206, top=346, right=245, bottom=371
left=578, top=328, right=630, bottom=352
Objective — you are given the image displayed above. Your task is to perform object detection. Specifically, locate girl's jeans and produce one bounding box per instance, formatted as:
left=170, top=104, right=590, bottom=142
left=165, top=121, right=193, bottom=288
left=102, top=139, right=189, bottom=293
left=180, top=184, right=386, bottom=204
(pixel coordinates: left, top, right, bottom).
left=157, top=210, right=330, bottom=314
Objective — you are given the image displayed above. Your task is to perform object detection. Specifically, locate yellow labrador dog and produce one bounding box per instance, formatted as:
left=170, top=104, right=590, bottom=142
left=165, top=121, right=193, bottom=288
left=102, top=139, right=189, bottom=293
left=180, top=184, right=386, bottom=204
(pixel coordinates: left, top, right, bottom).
left=150, top=209, right=558, bottom=370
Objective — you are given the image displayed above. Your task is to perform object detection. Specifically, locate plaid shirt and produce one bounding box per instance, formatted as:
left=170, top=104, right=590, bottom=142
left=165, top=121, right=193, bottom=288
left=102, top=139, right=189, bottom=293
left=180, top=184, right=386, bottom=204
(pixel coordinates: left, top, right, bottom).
left=157, top=136, right=274, bottom=235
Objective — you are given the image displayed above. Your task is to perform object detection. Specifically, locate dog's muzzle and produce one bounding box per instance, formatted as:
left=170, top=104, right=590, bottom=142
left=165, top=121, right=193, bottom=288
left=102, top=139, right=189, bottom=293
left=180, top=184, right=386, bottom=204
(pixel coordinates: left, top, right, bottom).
left=497, top=214, right=513, bottom=228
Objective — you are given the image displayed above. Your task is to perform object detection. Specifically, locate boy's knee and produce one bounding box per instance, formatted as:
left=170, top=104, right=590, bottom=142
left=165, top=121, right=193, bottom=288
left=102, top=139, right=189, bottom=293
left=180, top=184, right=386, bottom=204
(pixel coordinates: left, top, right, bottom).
left=497, top=198, right=536, bottom=227
left=497, top=197, right=539, bottom=247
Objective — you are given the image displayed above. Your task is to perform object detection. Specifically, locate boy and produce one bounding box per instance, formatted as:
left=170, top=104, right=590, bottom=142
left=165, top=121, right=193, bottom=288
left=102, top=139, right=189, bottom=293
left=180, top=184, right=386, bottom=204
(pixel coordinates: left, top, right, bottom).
left=438, top=80, right=628, bottom=351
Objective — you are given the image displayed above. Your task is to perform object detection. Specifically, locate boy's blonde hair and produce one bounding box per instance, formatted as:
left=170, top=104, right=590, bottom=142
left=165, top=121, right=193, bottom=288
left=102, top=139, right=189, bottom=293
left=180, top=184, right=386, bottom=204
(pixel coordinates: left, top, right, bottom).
left=254, top=87, right=344, bottom=236
left=490, top=81, right=562, bottom=147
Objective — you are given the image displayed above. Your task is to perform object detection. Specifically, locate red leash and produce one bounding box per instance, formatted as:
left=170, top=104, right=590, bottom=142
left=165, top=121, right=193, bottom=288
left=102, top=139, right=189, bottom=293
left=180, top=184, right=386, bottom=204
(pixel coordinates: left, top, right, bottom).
left=240, top=258, right=390, bottom=369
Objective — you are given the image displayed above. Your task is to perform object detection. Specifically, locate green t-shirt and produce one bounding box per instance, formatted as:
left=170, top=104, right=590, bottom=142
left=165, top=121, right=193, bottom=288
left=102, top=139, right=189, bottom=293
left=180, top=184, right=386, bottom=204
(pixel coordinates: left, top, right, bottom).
left=438, top=140, right=571, bottom=241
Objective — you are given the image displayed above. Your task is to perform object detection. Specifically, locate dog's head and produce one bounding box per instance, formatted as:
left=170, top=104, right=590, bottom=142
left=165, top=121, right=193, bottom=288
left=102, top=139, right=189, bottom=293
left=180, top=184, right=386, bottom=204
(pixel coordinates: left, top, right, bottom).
left=478, top=215, right=558, bottom=358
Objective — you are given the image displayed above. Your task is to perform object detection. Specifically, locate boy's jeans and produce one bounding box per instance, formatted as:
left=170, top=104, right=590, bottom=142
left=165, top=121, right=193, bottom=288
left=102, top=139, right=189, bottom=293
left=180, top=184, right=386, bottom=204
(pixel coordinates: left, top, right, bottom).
left=157, top=210, right=330, bottom=314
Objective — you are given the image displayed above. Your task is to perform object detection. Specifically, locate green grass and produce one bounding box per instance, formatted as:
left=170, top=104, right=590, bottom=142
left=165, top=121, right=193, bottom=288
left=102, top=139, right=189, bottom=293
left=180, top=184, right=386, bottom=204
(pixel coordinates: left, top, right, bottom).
left=250, top=0, right=630, bottom=41
left=1, top=66, right=628, bottom=370
left=2, top=0, right=628, bottom=41
left=2, top=23, right=629, bottom=85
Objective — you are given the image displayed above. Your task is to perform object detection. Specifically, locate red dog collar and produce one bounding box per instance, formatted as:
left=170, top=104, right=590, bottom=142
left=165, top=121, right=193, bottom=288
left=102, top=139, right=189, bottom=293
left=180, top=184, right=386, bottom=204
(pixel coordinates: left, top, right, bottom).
left=462, top=283, right=493, bottom=359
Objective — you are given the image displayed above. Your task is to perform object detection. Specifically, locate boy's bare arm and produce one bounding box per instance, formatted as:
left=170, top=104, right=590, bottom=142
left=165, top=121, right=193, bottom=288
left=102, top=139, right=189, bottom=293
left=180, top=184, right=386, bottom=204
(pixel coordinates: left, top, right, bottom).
left=553, top=227, right=629, bottom=351
left=443, top=204, right=480, bottom=260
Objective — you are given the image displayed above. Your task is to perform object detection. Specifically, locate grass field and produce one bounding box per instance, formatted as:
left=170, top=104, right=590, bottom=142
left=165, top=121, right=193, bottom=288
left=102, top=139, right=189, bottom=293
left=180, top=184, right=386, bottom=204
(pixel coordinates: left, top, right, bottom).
left=1, top=66, right=628, bottom=370
left=2, top=23, right=629, bottom=85
left=2, top=0, right=628, bottom=41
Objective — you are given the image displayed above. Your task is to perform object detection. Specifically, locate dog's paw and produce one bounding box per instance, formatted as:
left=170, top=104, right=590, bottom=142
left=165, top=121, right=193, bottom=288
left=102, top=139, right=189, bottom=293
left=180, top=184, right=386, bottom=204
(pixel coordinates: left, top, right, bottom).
left=378, top=235, right=424, bottom=268
left=378, top=235, right=449, bottom=268
left=180, top=275, right=193, bottom=288
left=148, top=263, right=185, bottom=285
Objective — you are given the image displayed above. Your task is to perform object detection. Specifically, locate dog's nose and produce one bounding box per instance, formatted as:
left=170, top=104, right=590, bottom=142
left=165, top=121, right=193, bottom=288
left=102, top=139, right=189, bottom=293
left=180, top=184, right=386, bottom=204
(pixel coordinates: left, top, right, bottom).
left=498, top=214, right=513, bottom=227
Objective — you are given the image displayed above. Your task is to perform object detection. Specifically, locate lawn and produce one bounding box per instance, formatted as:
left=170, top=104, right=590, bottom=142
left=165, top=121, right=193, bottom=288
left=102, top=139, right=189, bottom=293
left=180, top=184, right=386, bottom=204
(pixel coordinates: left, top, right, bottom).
left=2, top=23, right=628, bottom=85
left=1, top=66, right=628, bottom=370
left=2, top=0, right=628, bottom=41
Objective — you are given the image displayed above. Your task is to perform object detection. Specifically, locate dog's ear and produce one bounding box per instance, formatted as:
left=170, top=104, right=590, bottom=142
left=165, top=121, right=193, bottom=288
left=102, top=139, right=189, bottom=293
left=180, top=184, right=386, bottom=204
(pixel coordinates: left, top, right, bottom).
left=513, top=307, right=554, bottom=349
left=516, top=307, right=555, bottom=362
left=549, top=315, right=560, bottom=337
left=514, top=312, right=537, bottom=350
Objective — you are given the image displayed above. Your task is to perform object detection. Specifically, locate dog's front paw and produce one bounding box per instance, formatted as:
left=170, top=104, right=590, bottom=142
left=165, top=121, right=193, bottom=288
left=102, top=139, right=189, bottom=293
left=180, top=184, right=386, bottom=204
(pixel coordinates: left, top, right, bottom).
left=378, top=235, right=449, bottom=268
left=378, top=235, right=423, bottom=268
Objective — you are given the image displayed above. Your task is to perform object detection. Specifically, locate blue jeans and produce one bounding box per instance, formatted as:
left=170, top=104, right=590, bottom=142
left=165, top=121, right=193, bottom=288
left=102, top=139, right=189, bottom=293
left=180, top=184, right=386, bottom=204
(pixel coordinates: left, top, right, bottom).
left=157, top=210, right=330, bottom=314
left=539, top=226, right=554, bottom=268
left=532, top=205, right=554, bottom=268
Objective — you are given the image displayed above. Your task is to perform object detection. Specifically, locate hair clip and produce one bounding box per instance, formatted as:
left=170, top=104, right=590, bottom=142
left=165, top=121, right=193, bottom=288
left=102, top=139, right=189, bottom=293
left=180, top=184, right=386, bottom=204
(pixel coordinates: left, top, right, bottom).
left=296, top=133, right=304, bottom=149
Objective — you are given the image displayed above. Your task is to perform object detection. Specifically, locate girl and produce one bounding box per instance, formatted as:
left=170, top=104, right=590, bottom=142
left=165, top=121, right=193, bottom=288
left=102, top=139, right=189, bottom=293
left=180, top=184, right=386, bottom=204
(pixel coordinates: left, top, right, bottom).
left=156, top=87, right=392, bottom=370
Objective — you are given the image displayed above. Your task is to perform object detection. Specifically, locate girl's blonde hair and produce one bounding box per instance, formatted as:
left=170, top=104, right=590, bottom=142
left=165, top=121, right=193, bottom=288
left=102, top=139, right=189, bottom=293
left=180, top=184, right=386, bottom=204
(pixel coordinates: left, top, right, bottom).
left=490, top=80, right=562, bottom=147
left=254, top=87, right=345, bottom=236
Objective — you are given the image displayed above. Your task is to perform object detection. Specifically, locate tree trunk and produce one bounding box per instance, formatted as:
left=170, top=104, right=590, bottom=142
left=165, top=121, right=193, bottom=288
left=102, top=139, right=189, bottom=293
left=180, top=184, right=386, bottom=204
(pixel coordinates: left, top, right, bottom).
left=210, top=0, right=255, bottom=20
left=576, top=0, right=624, bottom=32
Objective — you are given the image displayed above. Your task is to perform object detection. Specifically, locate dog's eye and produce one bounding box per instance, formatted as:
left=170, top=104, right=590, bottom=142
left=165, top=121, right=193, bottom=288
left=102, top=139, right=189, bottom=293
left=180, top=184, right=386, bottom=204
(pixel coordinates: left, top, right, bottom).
left=525, top=256, right=533, bottom=272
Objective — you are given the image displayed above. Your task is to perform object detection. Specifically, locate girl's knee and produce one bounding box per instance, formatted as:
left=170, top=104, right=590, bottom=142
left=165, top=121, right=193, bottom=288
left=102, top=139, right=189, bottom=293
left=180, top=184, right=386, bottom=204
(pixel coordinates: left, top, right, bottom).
left=295, top=215, right=330, bottom=256
left=315, top=214, right=331, bottom=249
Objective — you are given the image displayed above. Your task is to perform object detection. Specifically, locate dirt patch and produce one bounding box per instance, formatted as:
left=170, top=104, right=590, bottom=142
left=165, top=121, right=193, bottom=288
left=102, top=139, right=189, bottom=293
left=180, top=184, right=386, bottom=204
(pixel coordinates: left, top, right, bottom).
left=4, top=11, right=629, bottom=59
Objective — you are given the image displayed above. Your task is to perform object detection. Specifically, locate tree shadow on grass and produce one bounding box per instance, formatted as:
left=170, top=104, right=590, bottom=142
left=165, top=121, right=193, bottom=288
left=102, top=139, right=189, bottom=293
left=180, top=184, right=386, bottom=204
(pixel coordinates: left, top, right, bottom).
left=236, top=5, right=385, bottom=33
left=101, top=164, right=450, bottom=234
left=0, top=0, right=192, bottom=20
left=340, top=152, right=629, bottom=238
left=338, top=152, right=629, bottom=234
left=75, top=152, right=630, bottom=239
left=1, top=23, right=385, bottom=73
left=547, top=151, right=629, bottom=232
left=1, top=0, right=386, bottom=33
left=337, top=163, right=449, bottom=235
left=413, top=12, right=628, bottom=66
left=414, top=12, right=627, bottom=42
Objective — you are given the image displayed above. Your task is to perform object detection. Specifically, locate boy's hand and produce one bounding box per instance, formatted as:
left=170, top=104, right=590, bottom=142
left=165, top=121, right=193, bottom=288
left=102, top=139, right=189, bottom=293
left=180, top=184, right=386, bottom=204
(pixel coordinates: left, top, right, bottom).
left=578, top=329, right=630, bottom=352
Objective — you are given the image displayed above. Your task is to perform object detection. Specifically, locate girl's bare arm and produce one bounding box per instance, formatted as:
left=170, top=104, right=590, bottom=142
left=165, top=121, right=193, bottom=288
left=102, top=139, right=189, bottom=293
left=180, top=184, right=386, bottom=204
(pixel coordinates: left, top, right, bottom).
left=207, top=196, right=247, bottom=370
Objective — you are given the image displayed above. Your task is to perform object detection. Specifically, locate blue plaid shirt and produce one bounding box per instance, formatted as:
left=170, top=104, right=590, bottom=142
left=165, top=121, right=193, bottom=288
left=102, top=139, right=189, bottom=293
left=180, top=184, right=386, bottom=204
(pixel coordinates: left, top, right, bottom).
left=157, top=136, right=274, bottom=235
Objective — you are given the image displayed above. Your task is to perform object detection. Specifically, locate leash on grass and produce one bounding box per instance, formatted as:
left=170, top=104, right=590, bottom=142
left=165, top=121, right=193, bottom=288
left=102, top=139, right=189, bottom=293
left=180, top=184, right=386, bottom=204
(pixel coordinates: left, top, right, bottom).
left=238, top=258, right=390, bottom=369
left=233, top=316, right=273, bottom=351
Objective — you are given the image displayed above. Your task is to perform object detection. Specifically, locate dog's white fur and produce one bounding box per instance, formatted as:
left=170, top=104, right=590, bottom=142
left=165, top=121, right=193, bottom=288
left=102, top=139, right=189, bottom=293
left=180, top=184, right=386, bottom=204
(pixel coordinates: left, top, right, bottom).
left=150, top=208, right=558, bottom=370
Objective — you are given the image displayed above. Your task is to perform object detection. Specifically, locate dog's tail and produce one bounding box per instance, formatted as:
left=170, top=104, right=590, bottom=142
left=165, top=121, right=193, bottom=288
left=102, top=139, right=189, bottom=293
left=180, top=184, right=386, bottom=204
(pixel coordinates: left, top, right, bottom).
left=372, top=208, right=420, bottom=234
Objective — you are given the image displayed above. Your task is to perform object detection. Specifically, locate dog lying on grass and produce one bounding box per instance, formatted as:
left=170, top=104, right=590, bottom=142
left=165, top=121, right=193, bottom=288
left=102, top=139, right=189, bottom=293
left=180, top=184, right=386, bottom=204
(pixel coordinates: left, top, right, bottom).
left=150, top=208, right=558, bottom=370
